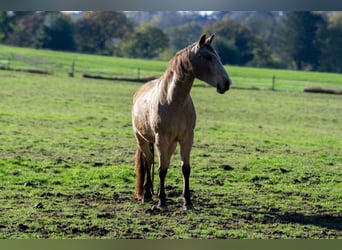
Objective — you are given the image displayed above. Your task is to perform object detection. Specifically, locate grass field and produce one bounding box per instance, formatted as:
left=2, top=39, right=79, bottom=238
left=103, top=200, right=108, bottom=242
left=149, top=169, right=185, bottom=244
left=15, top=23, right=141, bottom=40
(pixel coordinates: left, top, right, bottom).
left=0, top=45, right=341, bottom=238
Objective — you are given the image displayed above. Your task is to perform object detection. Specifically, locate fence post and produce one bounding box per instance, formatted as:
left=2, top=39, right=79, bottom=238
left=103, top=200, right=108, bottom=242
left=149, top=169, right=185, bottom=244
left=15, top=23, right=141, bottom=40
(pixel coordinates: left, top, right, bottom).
left=272, top=75, right=275, bottom=91
left=68, top=60, right=75, bottom=77
left=137, top=68, right=140, bottom=79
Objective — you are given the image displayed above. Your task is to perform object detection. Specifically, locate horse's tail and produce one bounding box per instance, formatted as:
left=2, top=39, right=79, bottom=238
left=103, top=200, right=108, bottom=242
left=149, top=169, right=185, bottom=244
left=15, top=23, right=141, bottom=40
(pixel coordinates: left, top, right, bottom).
left=149, top=143, right=155, bottom=195
left=134, top=143, right=154, bottom=200
left=135, top=147, right=146, bottom=200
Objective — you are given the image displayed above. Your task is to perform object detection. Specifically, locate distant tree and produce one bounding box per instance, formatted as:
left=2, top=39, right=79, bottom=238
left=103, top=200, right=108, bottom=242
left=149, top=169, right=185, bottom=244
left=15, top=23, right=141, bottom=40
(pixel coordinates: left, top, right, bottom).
left=35, top=12, right=75, bottom=51
left=119, top=24, right=169, bottom=59
left=167, top=22, right=202, bottom=51
left=125, top=11, right=213, bottom=30
left=0, top=11, right=15, bottom=41
left=237, top=11, right=282, bottom=48
left=213, top=36, right=240, bottom=65
left=142, top=11, right=183, bottom=29
left=205, top=16, right=267, bottom=66
left=6, top=12, right=45, bottom=47
left=279, top=11, right=327, bottom=70
left=319, top=13, right=342, bottom=73
left=246, top=38, right=275, bottom=68
left=124, top=11, right=159, bottom=27
left=75, top=11, right=133, bottom=54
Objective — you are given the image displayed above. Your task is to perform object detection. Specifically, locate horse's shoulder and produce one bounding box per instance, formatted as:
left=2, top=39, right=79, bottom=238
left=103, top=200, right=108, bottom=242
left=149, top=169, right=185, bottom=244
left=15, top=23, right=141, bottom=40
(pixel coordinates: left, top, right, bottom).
left=133, top=80, right=158, bottom=102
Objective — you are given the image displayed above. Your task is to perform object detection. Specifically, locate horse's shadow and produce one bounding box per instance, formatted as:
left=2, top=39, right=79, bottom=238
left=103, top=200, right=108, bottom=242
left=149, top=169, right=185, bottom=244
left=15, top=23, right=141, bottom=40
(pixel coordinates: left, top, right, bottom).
left=236, top=207, right=342, bottom=231
left=195, top=193, right=341, bottom=232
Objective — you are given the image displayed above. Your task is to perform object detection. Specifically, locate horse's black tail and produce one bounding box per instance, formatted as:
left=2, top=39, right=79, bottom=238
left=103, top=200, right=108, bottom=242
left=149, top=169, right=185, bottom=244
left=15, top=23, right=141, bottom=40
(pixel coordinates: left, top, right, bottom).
left=134, top=143, right=155, bottom=200
left=135, top=146, right=147, bottom=200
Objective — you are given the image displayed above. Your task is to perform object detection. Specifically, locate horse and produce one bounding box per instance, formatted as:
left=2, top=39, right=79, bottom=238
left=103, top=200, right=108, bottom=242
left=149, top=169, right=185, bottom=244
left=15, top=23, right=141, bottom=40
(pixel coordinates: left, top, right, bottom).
left=132, top=34, right=232, bottom=210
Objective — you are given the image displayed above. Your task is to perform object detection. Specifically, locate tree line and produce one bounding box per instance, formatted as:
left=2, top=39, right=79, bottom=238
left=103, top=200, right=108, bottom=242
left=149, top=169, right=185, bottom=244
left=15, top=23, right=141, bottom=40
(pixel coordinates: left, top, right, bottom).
left=1, top=11, right=342, bottom=73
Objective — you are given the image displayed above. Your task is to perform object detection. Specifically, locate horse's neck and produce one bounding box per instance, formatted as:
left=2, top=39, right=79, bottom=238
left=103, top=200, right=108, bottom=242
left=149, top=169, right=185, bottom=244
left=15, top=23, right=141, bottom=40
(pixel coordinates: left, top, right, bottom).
left=159, top=70, right=194, bottom=107
left=158, top=51, right=195, bottom=107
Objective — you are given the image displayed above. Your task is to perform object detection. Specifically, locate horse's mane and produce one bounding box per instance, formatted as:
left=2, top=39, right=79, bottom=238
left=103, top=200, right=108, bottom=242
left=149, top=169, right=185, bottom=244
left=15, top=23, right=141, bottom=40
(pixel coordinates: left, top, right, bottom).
left=162, top=44, right=194, bottom=82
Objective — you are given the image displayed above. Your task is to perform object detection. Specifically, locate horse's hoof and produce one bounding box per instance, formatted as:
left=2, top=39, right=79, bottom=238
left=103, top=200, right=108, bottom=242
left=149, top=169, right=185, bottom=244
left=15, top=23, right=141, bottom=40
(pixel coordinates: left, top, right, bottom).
left=157, top=201, right=168, bottom=210
left=142, top=196, right=152, bottom=203
left=184, top=204, right=195, bottom=211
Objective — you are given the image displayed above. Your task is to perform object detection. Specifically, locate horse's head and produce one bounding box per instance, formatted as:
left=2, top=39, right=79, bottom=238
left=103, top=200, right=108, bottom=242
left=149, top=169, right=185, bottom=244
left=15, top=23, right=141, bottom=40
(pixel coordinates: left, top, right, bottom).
left=190, top=34, right=232, bottom=94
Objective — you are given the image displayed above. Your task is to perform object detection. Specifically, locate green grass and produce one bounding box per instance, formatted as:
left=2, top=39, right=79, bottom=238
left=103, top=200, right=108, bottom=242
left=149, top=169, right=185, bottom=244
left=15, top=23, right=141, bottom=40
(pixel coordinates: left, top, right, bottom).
left=0, top=45, right=341, bottom=239
left=0, top=44, right=166, bottom=78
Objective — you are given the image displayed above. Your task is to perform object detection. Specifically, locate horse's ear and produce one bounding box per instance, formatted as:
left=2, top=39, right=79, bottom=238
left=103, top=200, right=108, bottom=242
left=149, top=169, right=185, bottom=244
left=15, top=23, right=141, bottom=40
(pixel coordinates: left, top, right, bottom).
left=206, top=34, right=215, bottom=45
left=198, top=34, right=206, bottom=47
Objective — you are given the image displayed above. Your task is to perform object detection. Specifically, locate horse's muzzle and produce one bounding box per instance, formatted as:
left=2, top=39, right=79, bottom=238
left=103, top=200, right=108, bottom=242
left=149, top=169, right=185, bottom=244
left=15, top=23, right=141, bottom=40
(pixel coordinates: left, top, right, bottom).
left=217, top=80, right=231, bottom=94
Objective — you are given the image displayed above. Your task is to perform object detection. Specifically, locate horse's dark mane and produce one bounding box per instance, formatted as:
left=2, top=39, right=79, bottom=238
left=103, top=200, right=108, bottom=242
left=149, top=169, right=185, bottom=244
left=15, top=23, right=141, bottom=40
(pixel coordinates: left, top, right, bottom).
left=163, top=44, right=193, bottom=81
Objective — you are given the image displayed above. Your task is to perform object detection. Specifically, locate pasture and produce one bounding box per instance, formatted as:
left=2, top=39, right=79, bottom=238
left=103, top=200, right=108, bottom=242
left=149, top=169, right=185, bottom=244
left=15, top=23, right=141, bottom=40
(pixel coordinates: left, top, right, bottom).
left=0, top=45, right=341, bottom=238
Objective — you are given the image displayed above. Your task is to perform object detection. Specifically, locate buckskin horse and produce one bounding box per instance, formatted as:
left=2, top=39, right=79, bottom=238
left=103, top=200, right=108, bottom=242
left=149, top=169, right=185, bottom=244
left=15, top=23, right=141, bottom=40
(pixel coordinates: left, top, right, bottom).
left=132, top=34, right=232, bottom=210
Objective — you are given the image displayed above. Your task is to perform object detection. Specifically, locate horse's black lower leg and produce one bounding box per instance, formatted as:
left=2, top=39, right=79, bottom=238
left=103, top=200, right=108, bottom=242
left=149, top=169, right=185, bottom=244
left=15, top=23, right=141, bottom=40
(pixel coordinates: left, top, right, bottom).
left=157, top=168, right=168, bottom=208
left=142, top=169, right=153, bottom=203
left=182, top=164, right=194, bottom=210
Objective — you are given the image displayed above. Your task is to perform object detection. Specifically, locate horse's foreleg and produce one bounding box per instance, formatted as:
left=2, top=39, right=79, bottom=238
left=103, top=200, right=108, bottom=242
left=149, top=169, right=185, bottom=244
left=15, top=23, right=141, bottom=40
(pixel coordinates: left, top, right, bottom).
left=180, top=136, right=194, bottom=210
left=182, top=164, right=193, bottom=210
left=158, top=167, right=168, bottom=208
left=155, top=136, right=175, bottom=209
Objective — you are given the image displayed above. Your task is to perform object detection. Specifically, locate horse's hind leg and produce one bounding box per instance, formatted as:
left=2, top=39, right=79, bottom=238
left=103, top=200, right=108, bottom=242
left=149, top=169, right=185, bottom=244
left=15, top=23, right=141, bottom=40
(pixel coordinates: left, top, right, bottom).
left=180, top=135, right=194, bottom=210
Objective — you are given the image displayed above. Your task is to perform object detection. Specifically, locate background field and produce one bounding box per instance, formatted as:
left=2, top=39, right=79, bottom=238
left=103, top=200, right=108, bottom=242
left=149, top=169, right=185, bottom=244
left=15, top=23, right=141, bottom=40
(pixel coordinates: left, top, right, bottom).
left=1, top=44, right=342, bottom=91
left=0, top=46, right=341, bottom=238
